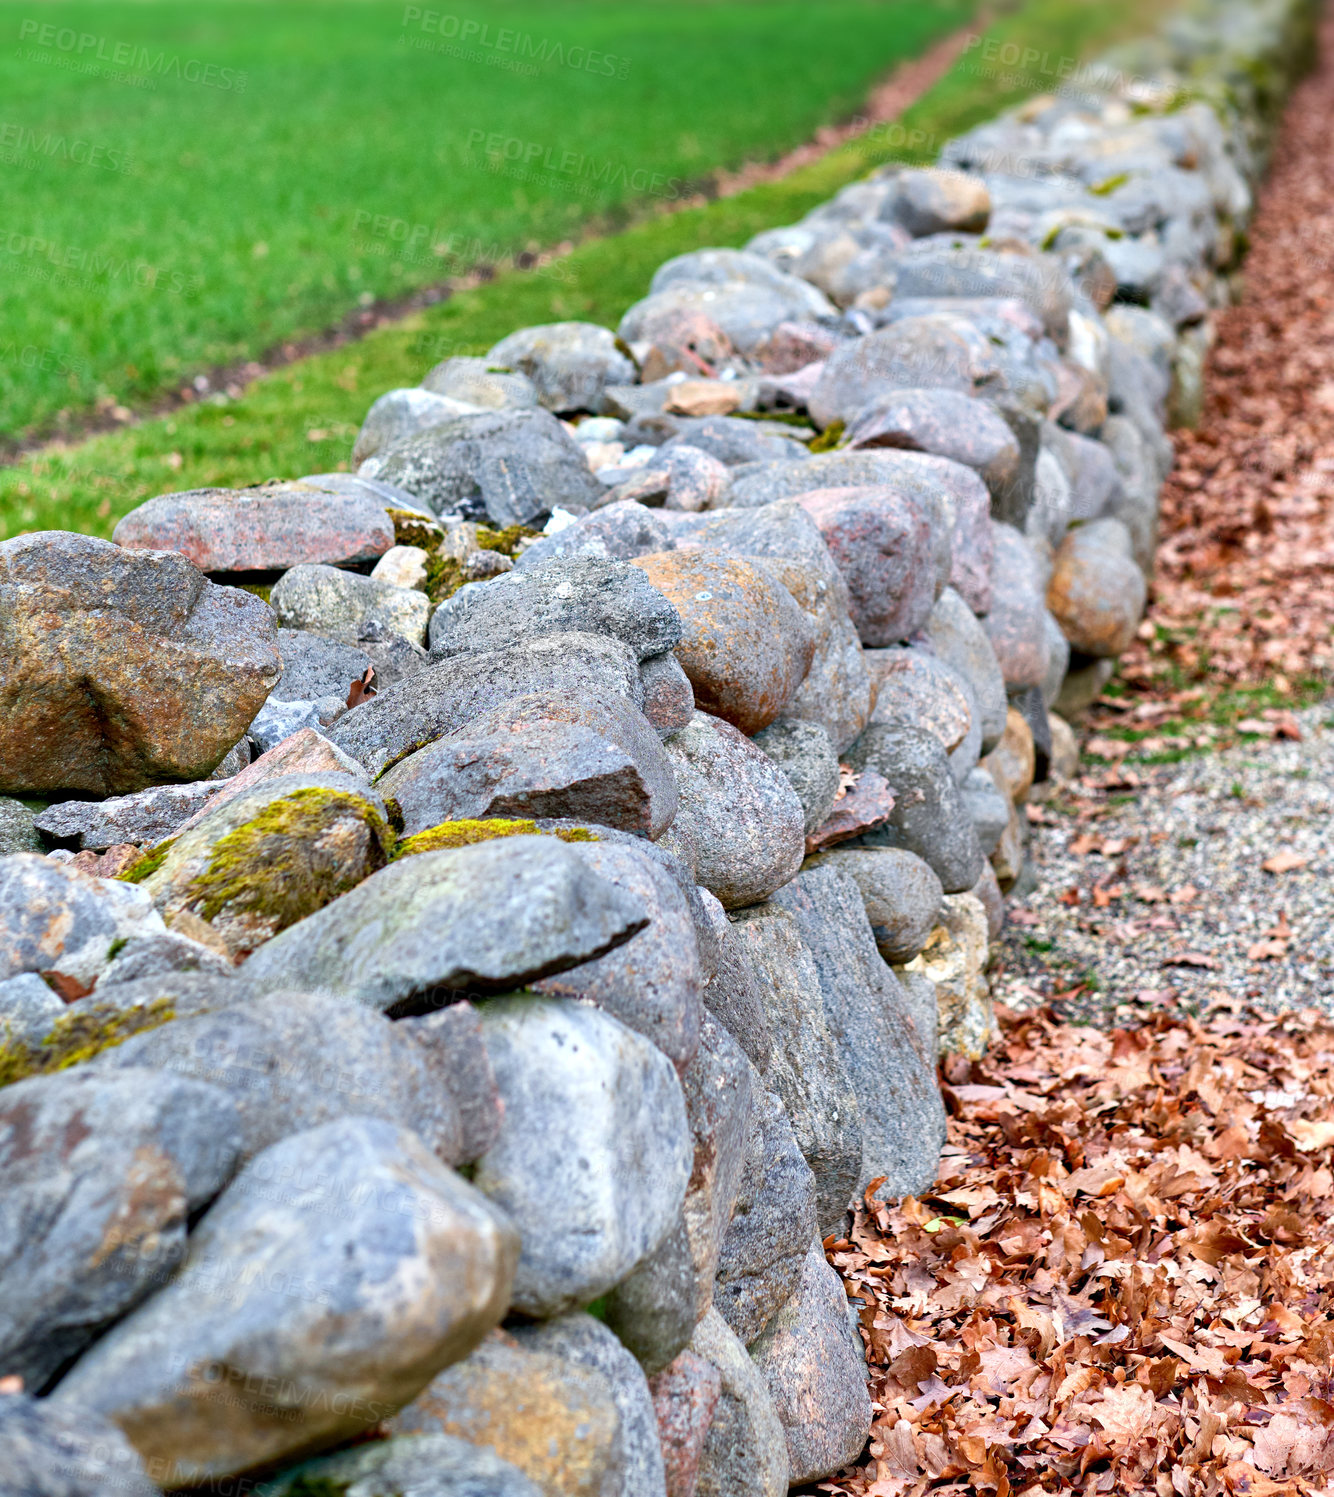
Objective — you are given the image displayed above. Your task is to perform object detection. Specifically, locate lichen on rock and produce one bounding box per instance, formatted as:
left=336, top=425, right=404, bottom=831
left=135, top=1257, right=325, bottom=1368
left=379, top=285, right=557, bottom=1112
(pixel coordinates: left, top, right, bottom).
left=392, top=817, right=598, bottom=859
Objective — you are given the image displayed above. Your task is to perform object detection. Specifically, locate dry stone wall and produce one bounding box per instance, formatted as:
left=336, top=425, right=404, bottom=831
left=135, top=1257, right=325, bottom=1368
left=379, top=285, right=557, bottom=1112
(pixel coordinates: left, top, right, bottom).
left=0, top=0, right=1318, bottom=1490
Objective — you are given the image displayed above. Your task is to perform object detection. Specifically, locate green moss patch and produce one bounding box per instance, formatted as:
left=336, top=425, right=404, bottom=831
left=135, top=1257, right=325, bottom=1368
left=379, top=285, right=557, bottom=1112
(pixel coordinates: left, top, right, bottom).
left=183, top=788, right=391, bottom=933
left=393, top=817, right=599, bottom=859
left=0, top=998, right=176, bottom=1088
left=116, top=839, right=177, bottom=885
left=809, top=419, right=846, bottom=453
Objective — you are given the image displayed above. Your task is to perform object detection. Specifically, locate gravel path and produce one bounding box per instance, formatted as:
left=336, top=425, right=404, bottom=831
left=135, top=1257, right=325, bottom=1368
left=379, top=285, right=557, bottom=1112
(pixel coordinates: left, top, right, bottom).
left=998, top=14, right=1334, bottom=1030
left=997, top=700, right=1334, bottom=1024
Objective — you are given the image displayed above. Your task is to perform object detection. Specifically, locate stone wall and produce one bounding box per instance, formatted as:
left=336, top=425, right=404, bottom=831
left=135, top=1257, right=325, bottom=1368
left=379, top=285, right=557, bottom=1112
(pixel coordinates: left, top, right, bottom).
left=0, top=0, right=1317, bottom=1491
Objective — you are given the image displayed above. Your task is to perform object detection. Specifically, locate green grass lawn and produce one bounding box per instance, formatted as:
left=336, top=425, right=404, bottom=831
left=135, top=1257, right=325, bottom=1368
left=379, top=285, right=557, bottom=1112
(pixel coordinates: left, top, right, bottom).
left=0, top=0, right=973, bottom=443
left=0, top=0, right=1169, bottom=539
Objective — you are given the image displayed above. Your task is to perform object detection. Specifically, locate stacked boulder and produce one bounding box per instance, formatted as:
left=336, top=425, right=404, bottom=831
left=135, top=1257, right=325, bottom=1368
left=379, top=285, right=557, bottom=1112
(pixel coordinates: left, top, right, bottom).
left=0, top=0, right=1315, bottom=1490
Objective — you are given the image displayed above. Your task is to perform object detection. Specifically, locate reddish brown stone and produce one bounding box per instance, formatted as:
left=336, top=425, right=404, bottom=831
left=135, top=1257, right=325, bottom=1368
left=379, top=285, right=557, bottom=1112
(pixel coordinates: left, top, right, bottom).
left=804, top=770, right=895, bottom=854
left=796, top=486, right=945, bottom=647
left=650, top=1349, right=722, bottom=1497
left=113, top=480, right=394, bottom=573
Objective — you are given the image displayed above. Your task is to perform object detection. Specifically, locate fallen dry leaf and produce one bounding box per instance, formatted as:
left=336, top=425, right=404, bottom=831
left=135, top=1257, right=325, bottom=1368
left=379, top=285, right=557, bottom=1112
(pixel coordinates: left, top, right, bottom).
left=822, top=1001, right=1334, bottom=1497
left=1262, top=850, right=1310, bottom=874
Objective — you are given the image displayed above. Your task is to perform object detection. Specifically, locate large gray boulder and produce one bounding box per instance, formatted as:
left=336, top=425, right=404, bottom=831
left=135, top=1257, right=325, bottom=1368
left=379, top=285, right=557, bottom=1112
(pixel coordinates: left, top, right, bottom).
left=604, top=1016, right=752, bottom=1369
left=472, top=997, right=692, bottom=1316
left=96, top=990, right=465, bottom=1166
left=846, top=721, right=986, bottom=893
left=697, top=890, right=772, bottom=1071
left=52, top=1118, right=518, bottom=1486
left=376, top=691, right=679, bottom=841
left=750, top=1240, right=872, bottom=1483
left=918, top=587, right=1007, bottom=753
left=351, top=386, right=486, bottom=466
left=428, top=556, right=682, bottom=662
left=0, top=1395, right=158, bottom=1497
left=809, top=315, right=999, bottom=428
left=512, top=501, right=674, bottom=570
left=487, top=322, right=636, bottom=414
left=714, top=1080, right=819, bottom=1346
left=728, top=904, right=861, bottom=1232
left=0, top=1066, right=241, bottom=1391
left=0, top=532, right=279, bottom=796
left=329, top=631, right=644, bottom=779
left=750, top=719, right=840, bottom=836
left=981, top=523, right=1049, bottom=691
left=534, top=838, right=703, bottom=1068
left=362, top=410, right=603, bottom=525
left=241, top=837, right=649, bottom=1015
left=770, top=864, right=946, bottom=1201
left=422, top=354, right=540, bottom=410
left=689, top=1309, right=789, bottom=1497
left=807, top=846, right=943, bottom=964
left=658, top=713, right=805, bottom=910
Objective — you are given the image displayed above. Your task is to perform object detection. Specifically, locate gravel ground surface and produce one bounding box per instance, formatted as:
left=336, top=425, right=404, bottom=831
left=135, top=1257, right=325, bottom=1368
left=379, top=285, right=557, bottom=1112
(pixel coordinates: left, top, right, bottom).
left=995, top=14, right=1334, bottom=1033
left=997, top=700, right=1334, bottom=1024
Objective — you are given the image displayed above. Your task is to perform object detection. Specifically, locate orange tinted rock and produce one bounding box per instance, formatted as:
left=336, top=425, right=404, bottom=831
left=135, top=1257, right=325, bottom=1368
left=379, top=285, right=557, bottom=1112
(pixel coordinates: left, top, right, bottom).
left=630, top=551, right=814, bottom=736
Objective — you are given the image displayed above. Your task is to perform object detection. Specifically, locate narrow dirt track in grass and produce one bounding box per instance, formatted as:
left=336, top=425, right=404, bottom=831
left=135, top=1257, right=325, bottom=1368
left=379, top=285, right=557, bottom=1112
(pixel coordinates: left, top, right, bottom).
left=823, top=13, right=1334, bottom=1496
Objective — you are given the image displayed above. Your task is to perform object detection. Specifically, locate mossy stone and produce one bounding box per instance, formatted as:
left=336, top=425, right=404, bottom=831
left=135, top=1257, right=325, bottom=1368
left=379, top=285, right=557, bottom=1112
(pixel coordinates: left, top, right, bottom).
left=0, top=997, right=176, bottom=1087
left=393, top=817, right=598, bottom=860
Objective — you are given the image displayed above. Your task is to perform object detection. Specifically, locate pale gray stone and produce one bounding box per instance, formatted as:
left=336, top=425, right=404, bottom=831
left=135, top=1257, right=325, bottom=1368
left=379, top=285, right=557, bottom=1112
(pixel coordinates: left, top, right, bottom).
left=770, top=864, right=945, bottom=1202
left=750, top=1240, right=872, bottom=1483
left=241, top=837, right=649, bottom=1016
left=428, top=556, right=682, bottom=662
left=487, top=322, right=635, bottom=414
left=270, top=563, right=431, bottom=648
left=96, top=990, right=465, bottom=1167
left=846, top=721, right=986, bottom=893
left=803, top=844, right=943, bottom=967
left=690, top=1309, right=789, bottom=1497
left=329, top=631, right=644, bottom=779
left=0, top=1395, right=158, bottom=1497
left=0, top=1066, right=241, bottom=1391
left=658, top=712, right=804, bottom=911
left=364, top=410, right=603, bottom=526
left=714, top=1079, right=818, bottom=1346
left=750, top=719, right=840, bottom=836
left=34, top=782, right=220, bottom=852
left=534, top=838, right=703, bottom=1068
left=472, top=997, right=692, bottom=1316
left=728, top=904, right=861, bottom=1232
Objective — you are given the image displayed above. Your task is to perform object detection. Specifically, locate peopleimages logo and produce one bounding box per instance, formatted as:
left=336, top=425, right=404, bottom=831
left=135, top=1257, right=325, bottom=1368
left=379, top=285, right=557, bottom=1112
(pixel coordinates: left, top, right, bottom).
left=16, top=19, right=249, bottom=91
left=400, top=7, right=630, bottom=79
left=464, top=130, right=682, bottom=200
left=0, top=122, right=137, bottom=174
